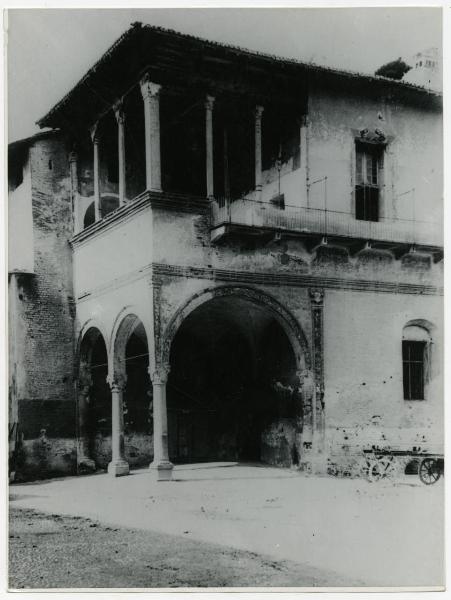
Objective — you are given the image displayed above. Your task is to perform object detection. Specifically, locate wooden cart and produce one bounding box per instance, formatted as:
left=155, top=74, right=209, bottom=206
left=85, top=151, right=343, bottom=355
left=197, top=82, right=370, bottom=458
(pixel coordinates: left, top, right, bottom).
left=362, top=448, right=444, bottom=484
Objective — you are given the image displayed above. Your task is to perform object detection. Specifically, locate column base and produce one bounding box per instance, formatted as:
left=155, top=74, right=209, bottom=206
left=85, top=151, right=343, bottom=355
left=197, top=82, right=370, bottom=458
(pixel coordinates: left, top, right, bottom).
left=299, top=453, right=328, bottom=476
left=107, top=459, right=130, bottom=477
left=77, top=456, right=96, bottom=474
left=149, top=460, right=174, bottom=481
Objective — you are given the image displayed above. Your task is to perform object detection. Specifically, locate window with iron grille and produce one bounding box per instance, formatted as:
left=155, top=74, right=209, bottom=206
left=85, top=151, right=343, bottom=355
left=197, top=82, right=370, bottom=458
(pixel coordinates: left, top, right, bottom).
left=402, top=340, right=426, bottom=400
left=355, top=142, right=383, bottom=222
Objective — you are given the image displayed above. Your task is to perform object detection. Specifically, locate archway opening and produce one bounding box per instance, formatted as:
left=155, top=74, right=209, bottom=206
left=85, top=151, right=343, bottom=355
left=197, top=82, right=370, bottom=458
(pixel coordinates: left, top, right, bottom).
left=122, top=321, right=153, bottom=467
left=79, top=328, right=111, bottom=468
left=168, top=295, right=301, bottom=466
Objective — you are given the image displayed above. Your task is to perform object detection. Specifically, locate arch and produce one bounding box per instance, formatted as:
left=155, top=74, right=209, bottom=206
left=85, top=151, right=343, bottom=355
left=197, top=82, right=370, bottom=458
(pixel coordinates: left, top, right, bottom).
left=403, top=318, right=435, bottom=336
left=76, top=322, right=111, bottom=470
left=101, top=194, right=120, bottom=219
left=110, top=308, right=151, bottom=379
left=83, top=201, right=95, bottom=229
left=76, top=318, right=110, bottom=379
left=161, top=285, right=310, bottom=369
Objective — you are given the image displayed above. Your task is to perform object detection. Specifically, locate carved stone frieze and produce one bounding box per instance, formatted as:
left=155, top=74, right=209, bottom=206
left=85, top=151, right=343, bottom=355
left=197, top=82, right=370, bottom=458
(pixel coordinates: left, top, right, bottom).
left=309, top=287, right=325, bottom=424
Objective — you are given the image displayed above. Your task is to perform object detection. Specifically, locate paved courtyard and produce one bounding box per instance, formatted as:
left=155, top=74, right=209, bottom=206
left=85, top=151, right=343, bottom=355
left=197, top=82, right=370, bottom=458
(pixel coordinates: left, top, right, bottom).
left=9, top=463, right=444, bottom=588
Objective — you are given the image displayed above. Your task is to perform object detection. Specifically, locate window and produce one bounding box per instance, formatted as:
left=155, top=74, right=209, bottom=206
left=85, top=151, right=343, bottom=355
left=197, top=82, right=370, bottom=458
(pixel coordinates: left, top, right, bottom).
left=355, top=141, right=383, bottom=222
left=402, top=341, right=426, bottom=400
left=402, top=324, right=431, bottom=401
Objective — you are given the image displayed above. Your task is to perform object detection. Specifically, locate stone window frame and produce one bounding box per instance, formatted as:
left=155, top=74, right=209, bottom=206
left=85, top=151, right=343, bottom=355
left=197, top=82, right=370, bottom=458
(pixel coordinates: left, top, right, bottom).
left=354, top=138, right=385, bottom=222
left=402, top=322, right=433, bottom=401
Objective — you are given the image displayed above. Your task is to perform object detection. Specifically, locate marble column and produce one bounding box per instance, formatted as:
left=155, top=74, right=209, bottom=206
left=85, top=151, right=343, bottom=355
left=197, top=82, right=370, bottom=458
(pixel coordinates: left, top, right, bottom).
left=114, top=101, right=126, bottom=206
left=140, top=75, right=162, bottom=192
left=107, top=376, right=129, bottom=477
left=205, top=95, right=215, bottom=199
left=254, top=105, right=264, bottom=199
left=149, top=365, right=173, bottom=481
left=90, top=123, right=101, bottom=221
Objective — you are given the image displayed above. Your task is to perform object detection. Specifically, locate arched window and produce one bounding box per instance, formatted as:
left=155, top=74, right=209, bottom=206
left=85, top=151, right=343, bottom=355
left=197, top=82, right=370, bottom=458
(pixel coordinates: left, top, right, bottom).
left=402, top=324, right=432, bottom=400
left=83, top=201, right=95, bottom=228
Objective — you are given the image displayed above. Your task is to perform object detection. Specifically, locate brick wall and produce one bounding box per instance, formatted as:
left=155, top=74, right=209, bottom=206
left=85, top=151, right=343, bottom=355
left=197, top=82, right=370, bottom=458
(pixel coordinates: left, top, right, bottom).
left=10, top=136, right=77, bottom=479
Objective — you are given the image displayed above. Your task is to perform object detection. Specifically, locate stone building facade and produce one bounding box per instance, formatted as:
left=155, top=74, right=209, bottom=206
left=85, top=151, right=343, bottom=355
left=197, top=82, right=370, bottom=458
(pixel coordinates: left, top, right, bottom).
left=8, top=23, right=443, bottom=481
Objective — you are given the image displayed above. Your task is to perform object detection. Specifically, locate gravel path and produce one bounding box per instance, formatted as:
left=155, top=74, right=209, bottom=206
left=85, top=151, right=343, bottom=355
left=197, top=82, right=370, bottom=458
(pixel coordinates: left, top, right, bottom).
left=9, top=507, right=349, bottom=589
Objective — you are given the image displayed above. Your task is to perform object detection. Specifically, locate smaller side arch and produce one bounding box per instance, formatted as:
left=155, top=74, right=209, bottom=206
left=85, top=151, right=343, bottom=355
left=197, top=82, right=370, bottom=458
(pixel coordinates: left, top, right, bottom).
left=109, top=307, right=152, bottom=380
left=75, top=318, right=110, bottom=379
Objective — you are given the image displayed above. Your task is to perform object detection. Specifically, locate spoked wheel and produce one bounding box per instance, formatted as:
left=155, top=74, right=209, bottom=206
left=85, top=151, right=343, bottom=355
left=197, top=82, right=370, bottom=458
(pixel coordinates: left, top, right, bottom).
left=367, top=457, right=394, bottom=482
left=419, top=458, right=441, bottom=485
left=368, top=462, right=384, bottom=482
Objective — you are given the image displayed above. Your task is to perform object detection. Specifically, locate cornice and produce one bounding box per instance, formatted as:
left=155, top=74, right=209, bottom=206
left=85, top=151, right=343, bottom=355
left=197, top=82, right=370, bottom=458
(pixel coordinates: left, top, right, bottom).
left=151, top=263, right=443, bottom=296
left=75, top=261, right=443, bottom=303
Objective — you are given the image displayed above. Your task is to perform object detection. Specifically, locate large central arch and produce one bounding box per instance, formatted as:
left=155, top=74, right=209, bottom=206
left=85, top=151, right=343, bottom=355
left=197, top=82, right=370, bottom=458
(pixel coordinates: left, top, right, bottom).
left=161, top=285, right=310, bottom=368
left=161, top=285, right=311, bottom=467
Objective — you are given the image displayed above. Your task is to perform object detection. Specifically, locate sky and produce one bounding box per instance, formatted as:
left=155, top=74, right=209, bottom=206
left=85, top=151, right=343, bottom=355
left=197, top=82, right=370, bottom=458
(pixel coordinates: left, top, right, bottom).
left=6, top=6, right=442, bottom=143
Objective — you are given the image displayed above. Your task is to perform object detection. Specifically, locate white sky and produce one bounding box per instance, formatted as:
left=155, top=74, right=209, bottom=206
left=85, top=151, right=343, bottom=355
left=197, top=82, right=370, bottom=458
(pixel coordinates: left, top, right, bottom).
left=6, top=6, right=442, bottom=143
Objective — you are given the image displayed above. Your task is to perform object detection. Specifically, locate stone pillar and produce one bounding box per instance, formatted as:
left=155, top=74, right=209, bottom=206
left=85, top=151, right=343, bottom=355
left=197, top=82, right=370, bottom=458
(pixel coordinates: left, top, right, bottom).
left=114, top=102, right=126, bottom=206
left=140, top=75, right=162, bottom=192
left=205, top=95, right=215, bottom=199
left=90, top=123, right=101, bottom=221
left=69, top=150, right=80, bottom=234
left=76, top=370, right=96, bottom=472
left=149, top=365, right=173, bottom=481
left=254, top=105, right=264, bottom=198
left=107, top=376, right=129, bottom=477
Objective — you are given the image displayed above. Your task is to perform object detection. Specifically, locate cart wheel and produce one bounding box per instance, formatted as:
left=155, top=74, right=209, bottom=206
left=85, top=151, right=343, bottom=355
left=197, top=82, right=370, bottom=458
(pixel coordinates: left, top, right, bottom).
left=368, top=461, right=383, bottom=482
left=419, top=458, right=441, bottom=485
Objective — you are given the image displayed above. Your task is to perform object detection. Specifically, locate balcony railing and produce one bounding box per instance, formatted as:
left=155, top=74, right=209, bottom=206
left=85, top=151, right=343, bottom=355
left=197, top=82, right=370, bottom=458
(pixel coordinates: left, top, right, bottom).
left=211, top=197, right=443, bottom=248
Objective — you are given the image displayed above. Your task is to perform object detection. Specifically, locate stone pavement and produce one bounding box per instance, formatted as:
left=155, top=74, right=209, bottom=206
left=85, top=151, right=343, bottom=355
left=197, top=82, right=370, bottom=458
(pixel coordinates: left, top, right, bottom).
left=9, top=463, right=444, bottom=588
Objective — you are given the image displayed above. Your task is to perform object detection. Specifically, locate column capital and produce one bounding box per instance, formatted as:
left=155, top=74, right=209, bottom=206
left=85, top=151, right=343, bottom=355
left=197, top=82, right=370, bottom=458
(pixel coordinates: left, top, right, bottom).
left=149, top=364, right=170, bottom=385
left=107, top=373, right=127, bottom=392
left=140, top=75, right=162, bottom=101
left=69, top=150, right=78, bottom=163
left=255, top=105, right=264, bottom=119
left=309, top=288, right=324, bottom=306
left=113, top=101, right=126, bottom=125
left=89, top=122, right=101, bottom=144
left=205, top=95, right=215, bottom=111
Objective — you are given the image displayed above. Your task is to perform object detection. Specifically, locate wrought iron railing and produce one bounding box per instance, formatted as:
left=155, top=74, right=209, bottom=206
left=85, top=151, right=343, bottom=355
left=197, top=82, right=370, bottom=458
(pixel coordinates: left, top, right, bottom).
left=211, top=197, right=442, bottom=247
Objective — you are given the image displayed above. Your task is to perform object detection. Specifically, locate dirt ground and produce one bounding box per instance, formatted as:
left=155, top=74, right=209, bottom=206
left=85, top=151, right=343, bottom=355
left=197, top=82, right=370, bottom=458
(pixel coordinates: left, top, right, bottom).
left=9, top=507, right=349, bottom=589
left=9, top=464, right=445, bottom=588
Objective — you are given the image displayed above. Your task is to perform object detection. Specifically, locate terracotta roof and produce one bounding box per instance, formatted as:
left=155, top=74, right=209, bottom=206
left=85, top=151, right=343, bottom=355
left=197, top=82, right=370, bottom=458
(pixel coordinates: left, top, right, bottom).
left=37, top=22, right=442, bottom=131
left=8, top=129, right=59, bottom=152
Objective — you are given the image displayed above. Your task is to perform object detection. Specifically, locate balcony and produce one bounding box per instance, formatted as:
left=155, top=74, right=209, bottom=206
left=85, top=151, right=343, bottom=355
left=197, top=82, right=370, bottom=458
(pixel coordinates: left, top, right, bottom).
left=210, top=197, right=443, bottom=259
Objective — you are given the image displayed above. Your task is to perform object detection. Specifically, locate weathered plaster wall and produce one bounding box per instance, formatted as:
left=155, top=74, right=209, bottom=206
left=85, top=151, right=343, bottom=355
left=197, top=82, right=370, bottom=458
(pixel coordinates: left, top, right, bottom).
left=73, top=209, right=153, bottom=297
left=308, top=85, right=442, bottom=226
left=323, top=289, right=443, bottom=476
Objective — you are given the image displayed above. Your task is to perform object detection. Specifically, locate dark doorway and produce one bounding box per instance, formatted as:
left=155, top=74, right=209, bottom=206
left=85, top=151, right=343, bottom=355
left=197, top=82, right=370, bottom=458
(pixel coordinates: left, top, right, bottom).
left=168, top=296, right=298, bottom=465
